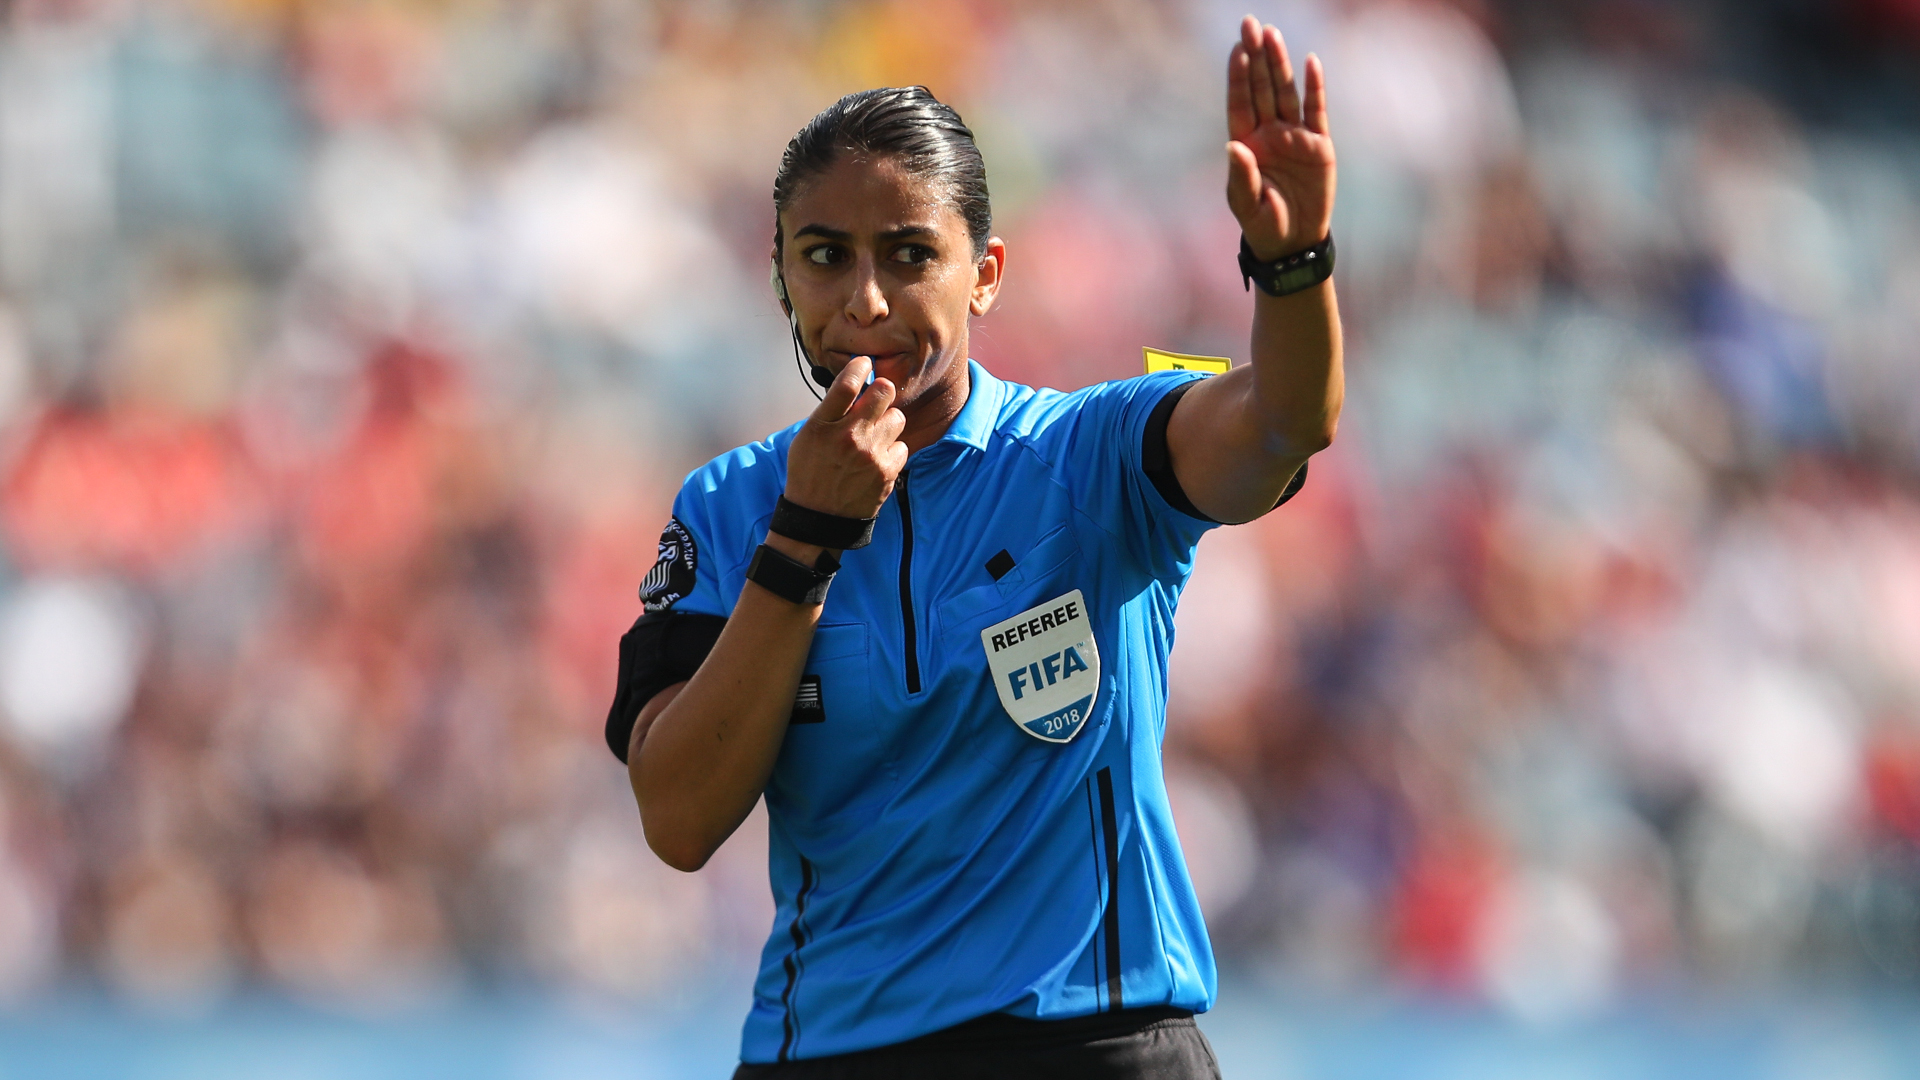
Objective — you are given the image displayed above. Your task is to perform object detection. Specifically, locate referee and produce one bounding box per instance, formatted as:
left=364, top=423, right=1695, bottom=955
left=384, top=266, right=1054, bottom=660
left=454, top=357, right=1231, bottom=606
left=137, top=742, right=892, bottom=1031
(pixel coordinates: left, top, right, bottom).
left=607, top=17, right=1341, bottom=1079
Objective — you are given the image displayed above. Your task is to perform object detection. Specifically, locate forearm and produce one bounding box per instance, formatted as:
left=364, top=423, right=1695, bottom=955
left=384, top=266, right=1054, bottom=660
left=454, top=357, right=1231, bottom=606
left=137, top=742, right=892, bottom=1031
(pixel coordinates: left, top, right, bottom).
left=631, top=531, right=828, bottom=871
left=1167, top=277, right=1343, bottom=523
left=1248, top=275, right=1343, bottom=456
left=1182, top=14, right=1340, bottom=522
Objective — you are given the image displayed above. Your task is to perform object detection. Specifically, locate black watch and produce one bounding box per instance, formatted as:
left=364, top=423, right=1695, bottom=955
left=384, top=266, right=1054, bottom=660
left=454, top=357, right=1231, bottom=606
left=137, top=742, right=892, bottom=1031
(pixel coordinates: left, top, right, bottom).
left=746, top=544, right=840, bottom=606
left=1239, top=234, right=1335, bottom=297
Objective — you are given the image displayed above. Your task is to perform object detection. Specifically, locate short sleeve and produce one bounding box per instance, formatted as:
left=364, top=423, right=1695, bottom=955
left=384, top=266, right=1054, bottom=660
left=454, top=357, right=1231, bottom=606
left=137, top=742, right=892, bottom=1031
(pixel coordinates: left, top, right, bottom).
left=1055, top=371, right=1307, bottom=582
left=1139, top=379, right=1307, bottom=522
left=605, top=481, right=733, bottom=763
left=638, top=482, right=730, bottom=619
left=1056, top=371, right=1220, bottom=581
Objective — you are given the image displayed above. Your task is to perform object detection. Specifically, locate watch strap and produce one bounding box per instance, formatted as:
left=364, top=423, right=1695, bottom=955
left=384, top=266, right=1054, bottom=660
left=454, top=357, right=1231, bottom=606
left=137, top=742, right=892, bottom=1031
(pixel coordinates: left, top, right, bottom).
left=771, top=496, right=877, bottom=550
left=746, top=544, right=840, bottom=606
left=1239, top=233, right=1335, bottom=298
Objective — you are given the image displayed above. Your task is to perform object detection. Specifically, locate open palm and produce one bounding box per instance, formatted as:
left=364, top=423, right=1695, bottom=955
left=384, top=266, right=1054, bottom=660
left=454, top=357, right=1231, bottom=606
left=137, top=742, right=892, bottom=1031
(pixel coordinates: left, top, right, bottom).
left=1226, top=15, right=1336, bottom=261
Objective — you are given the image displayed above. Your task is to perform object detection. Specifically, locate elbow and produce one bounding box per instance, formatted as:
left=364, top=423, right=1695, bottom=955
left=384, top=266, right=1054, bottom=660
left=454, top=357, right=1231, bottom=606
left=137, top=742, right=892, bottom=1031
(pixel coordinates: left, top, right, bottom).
left=1269, top=412, right=1337, bottom=457
left=1300, top=395, right=1341, bottom=453
left=642, top=816, right=715, bottom=873
left=1313, top=392, right=1344, bottom=451
left=655, top=846, right=713, bottom=874
left=1308, top=413, right=1338, bottom=453
left=632, top=764, right=715, bottom=873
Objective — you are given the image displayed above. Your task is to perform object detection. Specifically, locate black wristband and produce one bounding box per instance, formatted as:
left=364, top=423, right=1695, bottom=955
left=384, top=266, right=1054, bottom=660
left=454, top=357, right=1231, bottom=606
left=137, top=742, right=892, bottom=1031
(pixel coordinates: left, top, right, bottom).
left=770, top=496, right=876, bottom=550
left=746, top=544, right=840, bottom=606
left=1239, top=233, right=1335, bottom=298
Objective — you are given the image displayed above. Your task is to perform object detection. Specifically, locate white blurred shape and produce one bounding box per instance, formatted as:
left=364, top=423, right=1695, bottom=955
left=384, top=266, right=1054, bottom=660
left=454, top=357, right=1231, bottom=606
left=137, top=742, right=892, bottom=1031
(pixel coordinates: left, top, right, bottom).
left=496, top=125, right=743, bottom=354
left=1169, top=526, right=1276, bottom=721
left=1704, top=662, right=1860, bottom=851
left=1855, top=506, right=1920, bottom=699
left=1328, top=0, right=1520, bottom=185
left=305, top=125, right=463, bottom=319
left=1165, top=763, right=1258, bottom=920
left=1476, top=869, right=1619, bottom=1025
left=1699, top=164, right=1844, bottom=319
left=0, top=576, right=144, bottom=770
left=0, top=17, right=115, bottom=286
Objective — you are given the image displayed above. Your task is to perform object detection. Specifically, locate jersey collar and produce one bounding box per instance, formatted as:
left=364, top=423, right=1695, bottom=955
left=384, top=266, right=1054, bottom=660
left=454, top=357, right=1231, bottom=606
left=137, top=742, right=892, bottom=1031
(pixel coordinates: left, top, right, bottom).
left=910, top=359, right=1001, bottom=467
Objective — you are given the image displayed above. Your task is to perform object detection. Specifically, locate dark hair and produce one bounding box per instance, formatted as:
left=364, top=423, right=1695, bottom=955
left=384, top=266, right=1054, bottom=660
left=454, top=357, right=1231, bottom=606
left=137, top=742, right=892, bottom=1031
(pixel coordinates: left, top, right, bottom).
left=773, top=86, right=992, bottom=265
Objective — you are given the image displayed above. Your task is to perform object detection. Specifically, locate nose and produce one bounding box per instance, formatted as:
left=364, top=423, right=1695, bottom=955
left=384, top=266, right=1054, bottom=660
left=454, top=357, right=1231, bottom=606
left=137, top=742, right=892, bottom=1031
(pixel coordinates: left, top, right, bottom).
left=844, top=255, right=889, bottom=327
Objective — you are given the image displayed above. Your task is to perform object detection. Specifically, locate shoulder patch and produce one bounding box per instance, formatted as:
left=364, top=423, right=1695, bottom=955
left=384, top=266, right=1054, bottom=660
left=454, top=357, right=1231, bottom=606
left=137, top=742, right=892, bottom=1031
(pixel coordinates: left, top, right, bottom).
left=640, top=517, right=698, bottom=612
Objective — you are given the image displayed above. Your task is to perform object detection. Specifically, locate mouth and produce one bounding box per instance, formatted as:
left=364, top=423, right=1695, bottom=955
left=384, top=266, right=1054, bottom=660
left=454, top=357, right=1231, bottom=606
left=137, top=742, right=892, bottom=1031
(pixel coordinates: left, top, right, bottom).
left=827, top=349, right=914, bottom=374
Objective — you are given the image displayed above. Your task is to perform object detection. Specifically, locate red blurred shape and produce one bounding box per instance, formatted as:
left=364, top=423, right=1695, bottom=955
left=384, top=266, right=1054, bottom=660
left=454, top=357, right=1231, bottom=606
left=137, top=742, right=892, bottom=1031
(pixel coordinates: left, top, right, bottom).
left=0, top=406, right=261, bottom=575
left=1390, top=840, right=1500, bottom=992
left=293, top=340, right=465, bottom=578
left=1865, top=726, right=1920, bottom=845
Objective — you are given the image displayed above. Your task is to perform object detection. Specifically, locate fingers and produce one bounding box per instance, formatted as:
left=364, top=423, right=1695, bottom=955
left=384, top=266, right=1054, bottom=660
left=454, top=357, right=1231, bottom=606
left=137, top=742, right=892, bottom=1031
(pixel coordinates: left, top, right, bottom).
left=1226, top=44, right=1255, bottom=139
left=812, top=356, right=870, bottom=421
left=877, top=399, right=907, bottom=444
left=880, top=439, right=909, bottom=479
left=847, top=375, right=897, bottom=425
left=1235, top=17, right=1310, bottom=131
left=1241, top=16, right=1275, bottom=125
left=1303, top=52, right=1330, bottom=137
left=1266, top=25, right=1301, bottom=126
left=853, top=378, right=907, bottom=483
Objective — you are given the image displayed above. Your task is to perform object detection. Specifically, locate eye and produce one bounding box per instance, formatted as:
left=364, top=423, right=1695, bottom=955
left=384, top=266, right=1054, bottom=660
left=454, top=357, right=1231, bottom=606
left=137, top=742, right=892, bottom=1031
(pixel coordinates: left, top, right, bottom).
left=804, top=244, right=844, bottom=266
left=890, top=244, right=935, bottom=265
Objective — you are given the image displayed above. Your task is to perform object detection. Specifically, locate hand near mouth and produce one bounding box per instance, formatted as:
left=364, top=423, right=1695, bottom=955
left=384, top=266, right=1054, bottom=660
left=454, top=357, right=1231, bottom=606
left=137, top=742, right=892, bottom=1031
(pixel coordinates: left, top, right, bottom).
left=784, top=355, right=911, bottom=524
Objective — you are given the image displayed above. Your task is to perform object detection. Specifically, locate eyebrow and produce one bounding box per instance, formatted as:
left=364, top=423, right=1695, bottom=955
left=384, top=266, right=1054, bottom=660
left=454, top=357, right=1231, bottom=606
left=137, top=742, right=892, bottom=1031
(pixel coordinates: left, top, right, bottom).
left=791, top=224, right=939, bottom=243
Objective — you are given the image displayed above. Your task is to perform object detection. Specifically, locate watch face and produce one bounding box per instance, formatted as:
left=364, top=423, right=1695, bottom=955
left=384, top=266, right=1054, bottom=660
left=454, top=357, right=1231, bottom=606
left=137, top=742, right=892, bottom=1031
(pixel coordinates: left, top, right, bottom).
left=748, top=545, right=833, bottom=606
left=1242, top=236, right=1333, bottom=297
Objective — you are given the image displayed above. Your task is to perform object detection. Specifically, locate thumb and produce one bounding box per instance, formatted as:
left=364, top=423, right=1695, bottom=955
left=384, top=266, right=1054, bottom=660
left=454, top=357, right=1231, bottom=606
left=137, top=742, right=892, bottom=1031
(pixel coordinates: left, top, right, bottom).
left=812, top=356, right=870, bottom=422
left=1225, top=141, right=1262, bottom=221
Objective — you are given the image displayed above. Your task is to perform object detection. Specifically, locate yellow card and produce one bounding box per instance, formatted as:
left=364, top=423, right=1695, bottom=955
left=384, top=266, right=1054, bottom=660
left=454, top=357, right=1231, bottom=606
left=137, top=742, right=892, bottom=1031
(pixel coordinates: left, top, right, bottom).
left=1143, top=347, right=1231, bottom=375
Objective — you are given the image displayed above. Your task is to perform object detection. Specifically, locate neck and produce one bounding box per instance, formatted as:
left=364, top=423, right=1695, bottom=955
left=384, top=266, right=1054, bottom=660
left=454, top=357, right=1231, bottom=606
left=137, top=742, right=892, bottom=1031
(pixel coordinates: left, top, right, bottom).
left=899, top=353, right=971, bottom=455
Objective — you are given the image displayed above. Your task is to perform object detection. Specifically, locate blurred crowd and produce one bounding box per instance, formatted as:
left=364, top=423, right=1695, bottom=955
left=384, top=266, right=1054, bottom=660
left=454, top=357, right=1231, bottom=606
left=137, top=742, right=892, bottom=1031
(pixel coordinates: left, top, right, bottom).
left=0, top=0, right=1915, bottom=1023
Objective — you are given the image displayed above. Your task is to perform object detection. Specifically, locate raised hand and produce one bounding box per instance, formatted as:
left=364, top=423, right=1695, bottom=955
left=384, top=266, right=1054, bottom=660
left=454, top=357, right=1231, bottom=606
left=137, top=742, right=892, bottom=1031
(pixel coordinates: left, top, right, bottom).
left=1226, top=15, right=1335, bottom=261
left=784, top=356, right=909, bottom=522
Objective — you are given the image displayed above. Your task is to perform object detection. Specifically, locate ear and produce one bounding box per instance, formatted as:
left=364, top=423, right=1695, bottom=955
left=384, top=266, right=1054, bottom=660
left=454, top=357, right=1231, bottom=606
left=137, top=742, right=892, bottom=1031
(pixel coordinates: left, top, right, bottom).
left=769, top=249, right=791, bottom=315
left=969, top=236, right=1006, bottom=317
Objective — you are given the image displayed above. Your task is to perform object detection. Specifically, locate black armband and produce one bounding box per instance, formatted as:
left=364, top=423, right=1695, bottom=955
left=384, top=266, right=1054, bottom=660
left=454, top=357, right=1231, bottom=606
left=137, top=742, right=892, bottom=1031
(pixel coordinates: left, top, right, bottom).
left=606, top=611, right=727, bottom=764
left=1142, top=379, right=1308, bottom=522
left=770, top=496, right=876, bottom=550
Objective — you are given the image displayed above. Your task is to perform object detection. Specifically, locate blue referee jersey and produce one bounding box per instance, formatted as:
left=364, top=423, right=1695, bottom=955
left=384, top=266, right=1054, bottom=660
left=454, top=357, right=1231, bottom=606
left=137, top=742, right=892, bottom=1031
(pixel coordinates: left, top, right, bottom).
left=632, top=361, right=1297, bottom=1063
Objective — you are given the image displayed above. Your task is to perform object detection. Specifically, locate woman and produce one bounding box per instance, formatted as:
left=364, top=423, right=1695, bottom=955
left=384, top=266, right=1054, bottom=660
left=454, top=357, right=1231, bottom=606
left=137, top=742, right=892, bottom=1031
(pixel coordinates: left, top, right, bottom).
left=607, top=16, right=1341, bottom=1079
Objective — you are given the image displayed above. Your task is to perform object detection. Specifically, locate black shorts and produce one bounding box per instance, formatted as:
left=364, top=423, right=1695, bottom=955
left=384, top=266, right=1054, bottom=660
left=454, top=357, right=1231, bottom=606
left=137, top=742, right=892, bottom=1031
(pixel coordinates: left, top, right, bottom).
left=731, top=1005, right=1223, bottom=1080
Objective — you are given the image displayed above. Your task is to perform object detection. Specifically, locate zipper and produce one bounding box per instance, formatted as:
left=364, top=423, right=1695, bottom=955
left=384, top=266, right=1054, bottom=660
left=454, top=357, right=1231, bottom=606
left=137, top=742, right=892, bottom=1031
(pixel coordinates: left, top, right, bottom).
left=896, top=468, right=921, bottom=694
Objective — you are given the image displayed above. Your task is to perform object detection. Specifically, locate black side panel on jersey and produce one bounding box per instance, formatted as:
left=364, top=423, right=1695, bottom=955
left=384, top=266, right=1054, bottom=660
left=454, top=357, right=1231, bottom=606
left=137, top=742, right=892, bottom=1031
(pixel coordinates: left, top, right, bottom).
left=1140, top=379, right=1309, bottom=523
left=606, top=611, right=727, bottom=763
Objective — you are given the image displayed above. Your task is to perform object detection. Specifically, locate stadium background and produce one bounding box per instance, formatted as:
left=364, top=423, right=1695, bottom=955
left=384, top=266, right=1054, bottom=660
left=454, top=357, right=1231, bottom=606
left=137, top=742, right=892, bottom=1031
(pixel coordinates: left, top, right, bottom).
left=0, top=0, right=1916, bottom=1075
